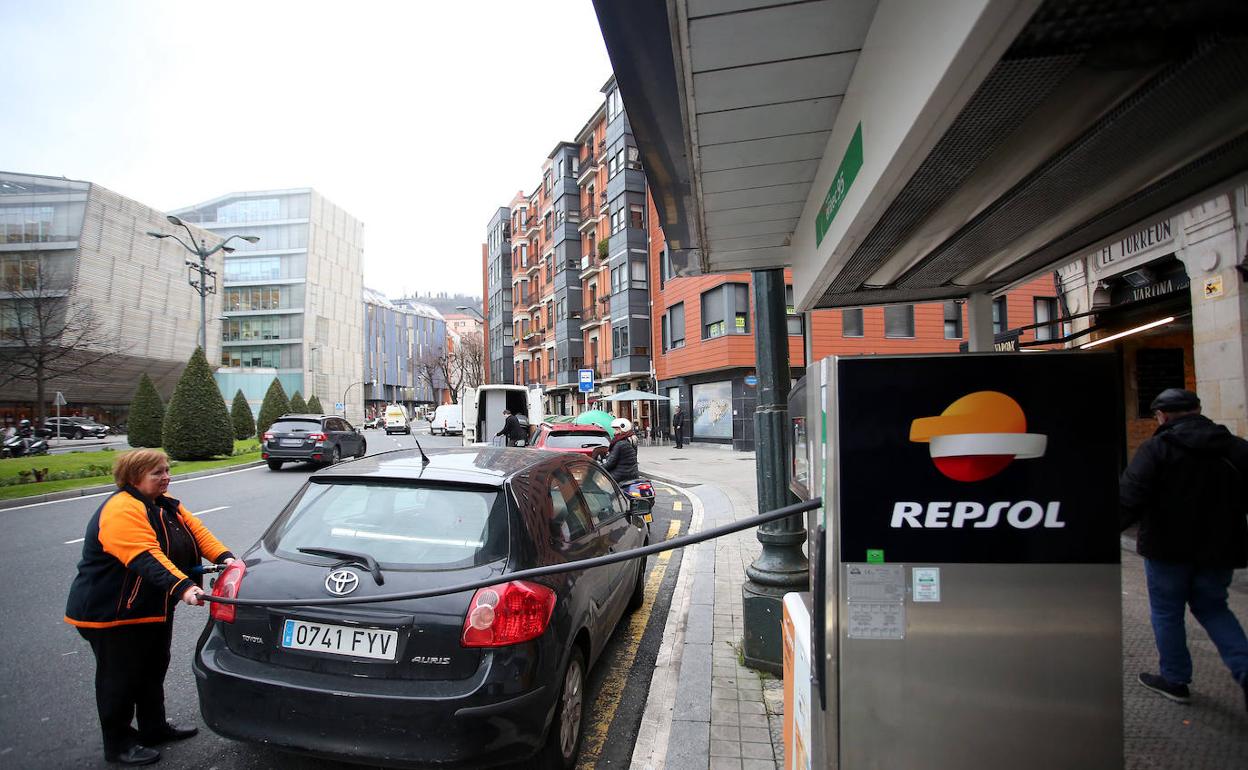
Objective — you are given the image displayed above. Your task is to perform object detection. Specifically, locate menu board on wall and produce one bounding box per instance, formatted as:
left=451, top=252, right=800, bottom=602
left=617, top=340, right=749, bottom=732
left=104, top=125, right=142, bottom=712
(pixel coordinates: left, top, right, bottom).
left=692, top=380, right=733, bottom=439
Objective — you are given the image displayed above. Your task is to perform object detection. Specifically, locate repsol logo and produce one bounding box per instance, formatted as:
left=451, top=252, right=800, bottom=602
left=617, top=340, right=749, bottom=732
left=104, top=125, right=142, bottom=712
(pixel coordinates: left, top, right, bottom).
left=891, top=501, right=1065, bottom=529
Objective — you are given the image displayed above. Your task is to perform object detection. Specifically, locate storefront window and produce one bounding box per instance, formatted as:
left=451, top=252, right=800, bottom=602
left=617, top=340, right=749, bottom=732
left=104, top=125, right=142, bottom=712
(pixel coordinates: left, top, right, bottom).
left=691, top=381, right=733, bottom=439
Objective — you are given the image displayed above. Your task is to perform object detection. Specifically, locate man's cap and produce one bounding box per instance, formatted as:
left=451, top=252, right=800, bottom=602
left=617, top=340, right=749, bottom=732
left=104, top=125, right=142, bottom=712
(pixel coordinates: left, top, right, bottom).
left=1150, top=388, right=1200, bottom=413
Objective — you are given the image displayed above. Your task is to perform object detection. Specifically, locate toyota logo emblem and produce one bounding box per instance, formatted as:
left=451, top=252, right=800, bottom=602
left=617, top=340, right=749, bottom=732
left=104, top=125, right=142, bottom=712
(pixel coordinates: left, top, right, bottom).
left=325, top=568, right=360, bottom=596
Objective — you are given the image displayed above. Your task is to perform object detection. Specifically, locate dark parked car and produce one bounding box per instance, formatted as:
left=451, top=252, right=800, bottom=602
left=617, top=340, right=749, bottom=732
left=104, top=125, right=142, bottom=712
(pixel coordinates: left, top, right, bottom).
left=43, top=416, right=110, bottom=439
left=195, top=447, right=650, bottom=768
left=532, top=423, right=611, bottom=461
left=261, top=414, right=366, bottom=470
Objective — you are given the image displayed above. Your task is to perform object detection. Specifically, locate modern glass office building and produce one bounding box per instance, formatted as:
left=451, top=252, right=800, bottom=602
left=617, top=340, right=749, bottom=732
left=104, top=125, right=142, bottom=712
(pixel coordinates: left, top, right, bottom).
left=172, top=188, right=366, bottom=422
left=0, top=171, right=224, bottom=426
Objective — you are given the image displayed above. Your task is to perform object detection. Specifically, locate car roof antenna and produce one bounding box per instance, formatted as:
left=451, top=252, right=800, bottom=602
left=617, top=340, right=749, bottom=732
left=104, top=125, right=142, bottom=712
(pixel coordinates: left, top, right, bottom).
left=413, top=437, right=431, bottom=466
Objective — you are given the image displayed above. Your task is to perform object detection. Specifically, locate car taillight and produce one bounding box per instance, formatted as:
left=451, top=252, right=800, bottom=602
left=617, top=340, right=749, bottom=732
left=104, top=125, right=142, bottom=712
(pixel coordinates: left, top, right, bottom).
left=262, top=432, right=273, bottom=441
left=461, top=580, right=556, bottom=648
left=209, top=561, right=247, bottom=623
left=307, top=432, right=327, bottom=441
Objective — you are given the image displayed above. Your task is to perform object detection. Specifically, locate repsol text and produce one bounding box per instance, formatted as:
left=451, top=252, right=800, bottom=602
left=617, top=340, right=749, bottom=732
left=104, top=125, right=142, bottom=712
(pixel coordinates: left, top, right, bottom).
left=890, top=501, right=1065, bottom=529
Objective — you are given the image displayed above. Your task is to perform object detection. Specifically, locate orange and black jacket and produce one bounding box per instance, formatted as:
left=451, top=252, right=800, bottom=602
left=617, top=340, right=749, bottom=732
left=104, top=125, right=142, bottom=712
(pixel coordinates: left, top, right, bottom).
left=65, top=485, right=234, bottom=629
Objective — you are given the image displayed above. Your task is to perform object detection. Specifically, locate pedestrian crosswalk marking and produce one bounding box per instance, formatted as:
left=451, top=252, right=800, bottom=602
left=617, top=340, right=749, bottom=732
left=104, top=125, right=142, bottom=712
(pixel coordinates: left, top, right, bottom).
left=672, top=501, right=683, bottom=511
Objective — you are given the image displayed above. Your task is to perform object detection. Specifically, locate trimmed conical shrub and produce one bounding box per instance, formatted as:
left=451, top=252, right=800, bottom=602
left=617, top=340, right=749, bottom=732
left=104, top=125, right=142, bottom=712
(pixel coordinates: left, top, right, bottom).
left=306, top=394, right=323, bottom=414
left=128, top=373, right=165, bottom=448
left=256, top=378, right=290, bottom=435
left=230, top=389, right=255, bottom=440
left=163, top=347, right=234, bottom=460
left=289, top=391, right=308, bottom=414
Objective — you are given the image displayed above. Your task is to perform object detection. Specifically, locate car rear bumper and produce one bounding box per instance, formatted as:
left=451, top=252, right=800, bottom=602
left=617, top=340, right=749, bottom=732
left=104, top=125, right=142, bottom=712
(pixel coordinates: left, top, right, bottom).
left=194, top=632, right=555, bottom=767
left=262, top=446, right=326, bottom=462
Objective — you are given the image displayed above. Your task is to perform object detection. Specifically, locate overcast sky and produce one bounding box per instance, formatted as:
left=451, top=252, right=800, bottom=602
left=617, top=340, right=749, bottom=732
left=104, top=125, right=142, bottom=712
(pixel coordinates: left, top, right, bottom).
left=0, top=0, right=613, bottom=297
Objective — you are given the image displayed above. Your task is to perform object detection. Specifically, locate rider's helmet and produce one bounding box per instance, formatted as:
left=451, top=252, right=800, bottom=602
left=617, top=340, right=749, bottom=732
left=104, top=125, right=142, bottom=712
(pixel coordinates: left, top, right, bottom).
left=611, top=417, right=633, bottom=436
left=18, top=419, right=31, bottom=428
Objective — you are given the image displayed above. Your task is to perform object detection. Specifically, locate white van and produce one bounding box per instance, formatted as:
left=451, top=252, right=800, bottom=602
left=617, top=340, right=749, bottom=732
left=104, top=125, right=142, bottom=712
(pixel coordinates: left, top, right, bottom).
left=461, top=385, right=544, bottom=446
left=383, top=404, right=410, bottom=435
left=431, top=404, right=463, bottom=436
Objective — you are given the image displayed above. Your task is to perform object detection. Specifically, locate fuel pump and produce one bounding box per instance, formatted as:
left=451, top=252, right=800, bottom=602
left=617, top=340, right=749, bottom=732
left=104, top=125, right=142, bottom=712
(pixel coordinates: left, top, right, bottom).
left=783, top=352, right=1124, bottom=769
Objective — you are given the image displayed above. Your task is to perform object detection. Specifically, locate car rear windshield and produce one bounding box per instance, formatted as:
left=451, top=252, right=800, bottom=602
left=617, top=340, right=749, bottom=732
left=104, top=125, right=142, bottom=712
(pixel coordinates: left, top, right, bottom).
left=545, top=432, right=609, bottom=449
left=271, top=419, right=322, bottom=433
left=267, top=481, right=508, bottom=570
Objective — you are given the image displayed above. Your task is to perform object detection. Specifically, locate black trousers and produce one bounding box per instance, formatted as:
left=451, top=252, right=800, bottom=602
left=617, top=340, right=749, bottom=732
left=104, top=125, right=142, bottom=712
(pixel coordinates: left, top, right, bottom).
left=674, top=429, right=683, bottom=448
left=78, top=621, right=173, bottom=753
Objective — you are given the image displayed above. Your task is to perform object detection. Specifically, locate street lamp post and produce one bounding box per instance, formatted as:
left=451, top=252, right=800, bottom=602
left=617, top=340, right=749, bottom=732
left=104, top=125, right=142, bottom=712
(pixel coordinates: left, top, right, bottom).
left=147, top=215, right=259, bottom=354
left=342, top=380, right=374, bottom=422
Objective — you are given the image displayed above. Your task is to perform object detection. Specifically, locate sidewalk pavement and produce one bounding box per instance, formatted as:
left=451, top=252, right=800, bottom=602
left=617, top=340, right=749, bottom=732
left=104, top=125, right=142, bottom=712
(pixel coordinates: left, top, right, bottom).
left=631, top=442, right=1248, bottom=770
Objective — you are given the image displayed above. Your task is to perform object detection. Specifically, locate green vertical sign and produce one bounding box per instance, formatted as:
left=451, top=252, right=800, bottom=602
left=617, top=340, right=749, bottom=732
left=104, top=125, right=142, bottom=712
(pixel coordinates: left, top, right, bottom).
left=814, top=122, right=864, bottom=247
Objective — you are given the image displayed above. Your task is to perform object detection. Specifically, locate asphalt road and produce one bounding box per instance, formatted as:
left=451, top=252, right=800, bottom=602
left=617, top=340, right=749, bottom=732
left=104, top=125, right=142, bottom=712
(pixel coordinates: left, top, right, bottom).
left=0, top=427, right=690, bottom=769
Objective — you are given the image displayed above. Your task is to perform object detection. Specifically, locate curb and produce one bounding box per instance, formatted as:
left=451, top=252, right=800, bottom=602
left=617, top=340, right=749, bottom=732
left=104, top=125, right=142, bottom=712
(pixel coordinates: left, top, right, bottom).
left=0, top=460, right=267, bottom=510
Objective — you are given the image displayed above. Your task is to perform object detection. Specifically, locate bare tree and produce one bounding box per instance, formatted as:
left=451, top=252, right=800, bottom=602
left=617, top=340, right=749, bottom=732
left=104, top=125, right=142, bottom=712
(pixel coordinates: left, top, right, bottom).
left=416, top=351, right=453, bottom=404
left=0, top=258, right=125, bottom=422
left=459, top=333, right=485, bottom=391
left=437, top=349, right=465, bottom=404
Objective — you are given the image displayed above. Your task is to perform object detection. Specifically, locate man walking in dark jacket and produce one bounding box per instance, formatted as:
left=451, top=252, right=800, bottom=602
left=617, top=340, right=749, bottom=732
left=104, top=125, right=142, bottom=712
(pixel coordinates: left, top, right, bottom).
left=671, top=406, right=685, bottom=449
left=495, top=409, right=526, bottom=447
left=1120, top=388, right=1248, bottom=710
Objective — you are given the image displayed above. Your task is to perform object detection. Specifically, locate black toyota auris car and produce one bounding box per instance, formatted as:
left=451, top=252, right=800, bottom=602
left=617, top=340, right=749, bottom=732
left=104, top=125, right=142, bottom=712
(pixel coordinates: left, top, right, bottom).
left=194, top=447, right=650, bottom=768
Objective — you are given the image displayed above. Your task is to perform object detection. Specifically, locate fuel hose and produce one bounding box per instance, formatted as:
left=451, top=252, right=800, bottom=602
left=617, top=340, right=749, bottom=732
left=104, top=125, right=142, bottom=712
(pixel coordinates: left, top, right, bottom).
left=202, top=496, right=821, bottom=608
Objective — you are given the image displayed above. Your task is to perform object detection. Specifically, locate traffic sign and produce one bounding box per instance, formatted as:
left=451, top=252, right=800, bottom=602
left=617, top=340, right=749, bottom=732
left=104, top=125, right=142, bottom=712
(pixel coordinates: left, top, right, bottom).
left=334, top=402, right=345, bottom=411
left=54, top=391, right=67, bottom=406
left=578, top=369, right=594, bottom=393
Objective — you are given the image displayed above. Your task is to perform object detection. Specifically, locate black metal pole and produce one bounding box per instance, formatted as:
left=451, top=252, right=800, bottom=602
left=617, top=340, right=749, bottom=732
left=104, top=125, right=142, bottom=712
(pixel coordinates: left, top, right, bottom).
left=742, top=268, right=809, bottom=674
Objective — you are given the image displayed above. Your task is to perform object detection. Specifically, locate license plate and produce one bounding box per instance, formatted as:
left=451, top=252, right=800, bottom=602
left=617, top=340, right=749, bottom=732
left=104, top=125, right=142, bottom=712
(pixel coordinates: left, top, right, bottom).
left=281, top=619, right=398, bottom=660
left=279, top=438, right=303, bottom=446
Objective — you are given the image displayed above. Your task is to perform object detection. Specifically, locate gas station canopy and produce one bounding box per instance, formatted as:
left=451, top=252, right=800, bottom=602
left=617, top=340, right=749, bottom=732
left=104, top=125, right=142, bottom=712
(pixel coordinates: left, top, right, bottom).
left=593, top=0, right=1248, bottom=311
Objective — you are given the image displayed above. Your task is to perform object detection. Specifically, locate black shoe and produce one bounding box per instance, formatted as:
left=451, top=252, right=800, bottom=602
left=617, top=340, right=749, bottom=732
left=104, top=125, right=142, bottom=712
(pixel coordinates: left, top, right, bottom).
left=105, top=745, right=160, bottom=766
left=1138, top=672, right=1191, bottom=703
left=139, top=720, right=198, bottom=744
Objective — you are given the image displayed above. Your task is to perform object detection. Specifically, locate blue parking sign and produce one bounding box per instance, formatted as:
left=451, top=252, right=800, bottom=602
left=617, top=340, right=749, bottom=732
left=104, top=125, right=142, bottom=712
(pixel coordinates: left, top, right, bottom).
left=578, top=369, right=594, bottom=393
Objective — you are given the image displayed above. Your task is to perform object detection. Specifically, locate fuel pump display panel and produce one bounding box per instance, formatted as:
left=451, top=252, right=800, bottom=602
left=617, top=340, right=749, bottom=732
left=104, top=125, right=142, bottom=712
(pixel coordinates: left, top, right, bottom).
left=835, top=353, right=1121, bottom=565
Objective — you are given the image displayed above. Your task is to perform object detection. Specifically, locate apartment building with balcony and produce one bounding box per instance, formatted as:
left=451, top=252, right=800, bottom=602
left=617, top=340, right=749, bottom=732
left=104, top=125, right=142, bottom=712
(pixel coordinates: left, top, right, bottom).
left=172, top=188, right=365, bottom=423
left=484, top=205, right=513, bottom=383
left=648, top=193, right=1061, bottom=450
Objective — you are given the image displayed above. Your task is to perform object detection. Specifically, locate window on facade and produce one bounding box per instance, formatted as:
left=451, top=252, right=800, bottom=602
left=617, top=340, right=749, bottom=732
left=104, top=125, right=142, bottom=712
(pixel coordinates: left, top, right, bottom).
left=842, top=308, right=863, bottom=337
left=607, top=88, right=624, bottom=121
left=224, top=256, right=281, bottom=283
left=0, top=205, right=60, bottom=244
left=992, top=297, right=1007, bottom=335
left=0, top=301, right=34, bottom=339
left=784, top=286, right=802, bottom=336
left=629, top=205, right=644, bottom=230
left=220, top=345, right=283, bottom=369
left=884, top=305, right=915, bottom=338
left=0, top=254, right=40, bottom=291
left=1034, top=297, right=1059, bottom=341
left=662, top=302, right=685, bottom=352
left=943, top=301, right=963, bottom=339
left=556, top=297, right=566, bottom=320
left=557, top=160, right=565, bottom=179
left=701, top=283, right=749, bottom=339
left=627, top=146, right=641, bottom=171
left=629, top=260, right=647, bottom=289
left=610, top=265, right=626, bottom=294
left=612, top=324, right=629, bottom=358
left=610, top=208, right=624, bottom=234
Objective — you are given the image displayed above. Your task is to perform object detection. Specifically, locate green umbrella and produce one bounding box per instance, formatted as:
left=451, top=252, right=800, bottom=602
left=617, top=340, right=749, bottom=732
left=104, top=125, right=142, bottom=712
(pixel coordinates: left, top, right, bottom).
left=575, top=409, right=616, bottom=438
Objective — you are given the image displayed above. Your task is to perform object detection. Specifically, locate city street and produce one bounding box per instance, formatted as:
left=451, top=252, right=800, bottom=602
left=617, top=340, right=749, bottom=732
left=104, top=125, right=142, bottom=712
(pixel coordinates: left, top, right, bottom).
left=0, top=428, right=689, bottom=768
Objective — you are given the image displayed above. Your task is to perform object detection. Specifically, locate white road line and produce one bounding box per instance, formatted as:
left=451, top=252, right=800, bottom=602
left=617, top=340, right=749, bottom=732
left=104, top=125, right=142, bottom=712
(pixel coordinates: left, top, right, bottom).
left=194, top=506, right=229, bottom=516
left=3, top=463, right=267, bottom=512
left=64, top=537, right=85, bottom=545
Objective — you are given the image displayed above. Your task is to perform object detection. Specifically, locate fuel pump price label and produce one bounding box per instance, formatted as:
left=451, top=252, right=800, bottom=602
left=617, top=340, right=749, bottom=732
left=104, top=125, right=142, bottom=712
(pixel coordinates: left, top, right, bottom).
left=845, top=563, right=906, bottom=640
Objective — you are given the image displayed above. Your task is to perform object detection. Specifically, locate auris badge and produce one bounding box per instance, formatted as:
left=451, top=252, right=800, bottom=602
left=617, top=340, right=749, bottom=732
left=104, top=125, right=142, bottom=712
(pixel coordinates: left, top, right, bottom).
left=909, top=391, right=1046, bottom=482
